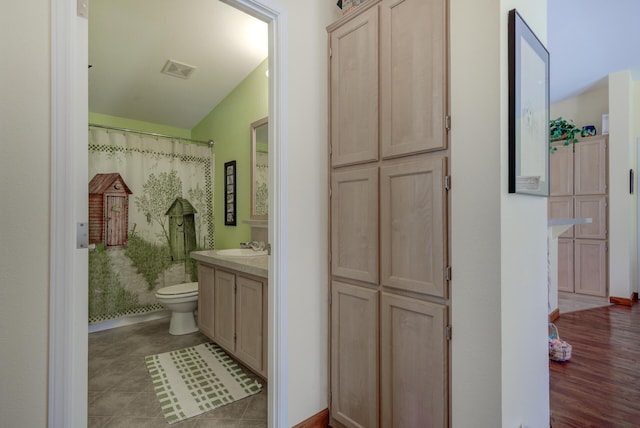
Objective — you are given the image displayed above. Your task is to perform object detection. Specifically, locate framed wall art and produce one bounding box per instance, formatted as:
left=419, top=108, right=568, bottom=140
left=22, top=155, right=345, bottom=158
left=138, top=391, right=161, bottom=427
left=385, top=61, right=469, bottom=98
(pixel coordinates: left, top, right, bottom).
left=224, top=160, right=236, bottom=226
left=508, top=9, right=550, bottom=196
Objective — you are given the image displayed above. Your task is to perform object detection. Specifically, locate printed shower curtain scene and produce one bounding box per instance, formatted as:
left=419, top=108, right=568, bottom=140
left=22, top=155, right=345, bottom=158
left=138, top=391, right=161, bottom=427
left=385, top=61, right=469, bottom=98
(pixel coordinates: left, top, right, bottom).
left=88, top=127, right=215, bottom=324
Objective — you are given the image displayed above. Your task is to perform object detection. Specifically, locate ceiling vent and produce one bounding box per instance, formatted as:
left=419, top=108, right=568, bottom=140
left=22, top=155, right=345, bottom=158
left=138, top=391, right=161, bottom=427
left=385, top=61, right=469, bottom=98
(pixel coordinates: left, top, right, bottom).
left=161, top=59, right=197, bottom=79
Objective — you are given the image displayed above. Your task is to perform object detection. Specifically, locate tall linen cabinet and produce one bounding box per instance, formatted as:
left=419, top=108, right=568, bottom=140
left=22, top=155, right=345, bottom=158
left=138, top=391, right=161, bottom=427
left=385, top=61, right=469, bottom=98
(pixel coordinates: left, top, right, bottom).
left=327, top=1, right=450, bottom=426
left=548, top=135, right=609, bottom=297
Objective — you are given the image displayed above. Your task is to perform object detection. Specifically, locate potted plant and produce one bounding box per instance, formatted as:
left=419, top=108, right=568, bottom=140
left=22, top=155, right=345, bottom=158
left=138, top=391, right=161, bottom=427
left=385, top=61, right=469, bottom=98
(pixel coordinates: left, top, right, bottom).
left=549, top=117, right=581, bottom=152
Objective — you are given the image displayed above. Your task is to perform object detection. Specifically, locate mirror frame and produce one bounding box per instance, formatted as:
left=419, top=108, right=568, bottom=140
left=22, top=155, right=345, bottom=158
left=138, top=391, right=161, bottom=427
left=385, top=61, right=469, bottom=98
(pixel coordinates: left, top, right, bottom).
left=250, top=116, right=268, bottom=220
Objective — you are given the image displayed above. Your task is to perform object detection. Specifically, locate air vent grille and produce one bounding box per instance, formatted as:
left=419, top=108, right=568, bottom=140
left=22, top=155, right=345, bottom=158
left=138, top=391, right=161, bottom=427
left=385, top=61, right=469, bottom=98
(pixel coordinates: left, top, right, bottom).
left=161, top=59, right=197, bottom=79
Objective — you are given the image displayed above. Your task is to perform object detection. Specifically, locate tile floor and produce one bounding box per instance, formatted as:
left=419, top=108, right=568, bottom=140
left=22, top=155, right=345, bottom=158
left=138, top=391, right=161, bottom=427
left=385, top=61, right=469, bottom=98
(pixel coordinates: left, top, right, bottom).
left=558, top=291, right=611, bottom=314
left=88, top=317, right=267, bottom=428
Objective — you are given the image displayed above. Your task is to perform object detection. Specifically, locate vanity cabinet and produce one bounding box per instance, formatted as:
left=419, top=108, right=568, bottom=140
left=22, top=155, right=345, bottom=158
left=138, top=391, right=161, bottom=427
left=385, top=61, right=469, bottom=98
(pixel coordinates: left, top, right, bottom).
left=197, top=263, right=267, bottom=379
left=328, top=0, right=449, bottom=426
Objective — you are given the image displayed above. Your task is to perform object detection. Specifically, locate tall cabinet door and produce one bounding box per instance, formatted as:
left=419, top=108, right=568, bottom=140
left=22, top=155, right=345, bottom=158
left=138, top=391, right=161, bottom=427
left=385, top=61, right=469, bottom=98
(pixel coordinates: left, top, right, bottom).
left=548, top=197, right=574, bottom=239
left=331, top=166, right=379, bottom=284
left=380, top=0, right=447, bottom=158
left=380, top=157, right=447, bottom=297
left=575, top=240, right=607, bottom=296
left=557, top=239, right=574, bottom=292
left=331, top=281, right=379, bottom=428
left=380, top=293, right=447, bottom=428
left=549, top=142, right=574, bottom=196
left=214, top=269, right=236, bottom=352
left=330, top=6, right=379, bottom=167
left=575, top=137, right=607, bottom=195
left=575, top=196, right=607, bottom=239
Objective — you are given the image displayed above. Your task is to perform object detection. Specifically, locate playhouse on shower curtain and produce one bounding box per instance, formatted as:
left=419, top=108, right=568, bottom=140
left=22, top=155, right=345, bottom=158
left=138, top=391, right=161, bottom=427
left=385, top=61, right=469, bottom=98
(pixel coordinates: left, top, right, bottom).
left=87, top=127, right=215, bottom=324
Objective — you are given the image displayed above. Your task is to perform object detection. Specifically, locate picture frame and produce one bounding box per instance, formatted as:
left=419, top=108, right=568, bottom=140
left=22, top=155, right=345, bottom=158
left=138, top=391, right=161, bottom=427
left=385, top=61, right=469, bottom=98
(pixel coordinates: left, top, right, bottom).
left=224, top=160, right=236, bottom=225
left=508, top=9, right=550, bottom=196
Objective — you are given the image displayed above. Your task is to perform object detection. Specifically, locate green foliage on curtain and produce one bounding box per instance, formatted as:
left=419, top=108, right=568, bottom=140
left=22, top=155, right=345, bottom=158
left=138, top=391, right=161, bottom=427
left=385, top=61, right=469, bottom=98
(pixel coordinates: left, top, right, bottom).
left=135, top=170, right=183, bottom=252
left=125, top=231, right=172, bottom=290
left=89, top=244, right=139, bottom=318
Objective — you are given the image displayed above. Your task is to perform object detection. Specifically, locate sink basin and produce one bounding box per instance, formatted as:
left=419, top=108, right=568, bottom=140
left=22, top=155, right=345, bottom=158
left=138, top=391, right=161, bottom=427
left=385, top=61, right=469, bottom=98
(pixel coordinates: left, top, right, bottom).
left=217, top=248, right=268, bottom=257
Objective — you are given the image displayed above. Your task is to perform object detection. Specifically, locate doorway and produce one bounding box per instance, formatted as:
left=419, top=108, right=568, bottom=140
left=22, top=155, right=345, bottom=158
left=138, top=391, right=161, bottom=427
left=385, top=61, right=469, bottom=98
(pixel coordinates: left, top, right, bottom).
left=50, top=1, right=288, bottom=426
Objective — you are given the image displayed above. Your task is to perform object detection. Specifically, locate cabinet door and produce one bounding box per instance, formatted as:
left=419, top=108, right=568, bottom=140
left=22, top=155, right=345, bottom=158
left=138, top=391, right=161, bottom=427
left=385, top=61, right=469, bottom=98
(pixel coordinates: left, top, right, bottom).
left=214, top=269, right=236, bottom=352
left=549, top=142, right=574, bottom=196
left=575, top=196, right=607, bottom=239
left=236, top=275, right=264, bottom=376
left=330, top=6, right=379, bottom=167
left=380, top=293, right=447, bottom=428
left=380, top=0, right=447, bottom=158
left=557, top=239, right=574, bottom=293
left=380, top=156, right=447, bottom=297
left=331, top=166, right=379, bottom=283
left=197, top=264, right=216, bottom=339
left=575, top=137, right=607, bottom=195
left=548, top=197, right=574, bottom=238
left=331, top=281, right=378, bottom=428
left=575, top=239, right=607, bottom=297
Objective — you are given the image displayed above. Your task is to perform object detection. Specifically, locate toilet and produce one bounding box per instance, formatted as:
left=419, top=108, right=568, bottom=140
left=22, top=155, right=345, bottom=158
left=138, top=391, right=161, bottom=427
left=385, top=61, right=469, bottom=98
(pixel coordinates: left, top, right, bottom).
left=155, top=282, right=199, bottom=335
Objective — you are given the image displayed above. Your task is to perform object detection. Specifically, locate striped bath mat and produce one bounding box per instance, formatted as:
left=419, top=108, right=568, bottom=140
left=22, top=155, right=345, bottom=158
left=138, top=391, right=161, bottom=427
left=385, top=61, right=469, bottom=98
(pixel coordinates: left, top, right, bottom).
left=145, top=342, right=262, bottom=424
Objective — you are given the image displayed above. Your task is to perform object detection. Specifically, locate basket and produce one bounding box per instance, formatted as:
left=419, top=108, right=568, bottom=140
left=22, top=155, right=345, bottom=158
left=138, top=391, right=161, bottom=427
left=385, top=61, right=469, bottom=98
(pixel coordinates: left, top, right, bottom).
left=548, top=323, right=572, bottom=362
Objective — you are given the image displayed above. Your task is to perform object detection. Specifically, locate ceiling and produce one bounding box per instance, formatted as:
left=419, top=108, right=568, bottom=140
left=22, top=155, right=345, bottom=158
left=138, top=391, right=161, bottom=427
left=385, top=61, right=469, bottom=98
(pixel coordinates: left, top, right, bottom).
left=89, top=0, right=268, bottom=130
left=547, top=0, right=640, bottom=103
left=90, top=1, right=639, bottom=129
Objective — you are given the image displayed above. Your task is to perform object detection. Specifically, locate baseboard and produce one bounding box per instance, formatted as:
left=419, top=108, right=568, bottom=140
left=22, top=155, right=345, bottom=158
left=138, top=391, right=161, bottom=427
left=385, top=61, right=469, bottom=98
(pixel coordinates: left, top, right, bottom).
left=609, top=295, right=635, bottom=307
left=549, top=308, right=560, bottom=322
left=291, top=408, right=329, bottom=428
left=88, top=310, right=170, bottom=333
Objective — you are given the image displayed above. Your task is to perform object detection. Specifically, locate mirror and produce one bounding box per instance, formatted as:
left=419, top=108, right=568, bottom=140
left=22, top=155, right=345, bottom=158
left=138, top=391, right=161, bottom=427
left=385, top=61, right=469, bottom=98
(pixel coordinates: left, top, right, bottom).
left=251, top=117, right=268, bottom=219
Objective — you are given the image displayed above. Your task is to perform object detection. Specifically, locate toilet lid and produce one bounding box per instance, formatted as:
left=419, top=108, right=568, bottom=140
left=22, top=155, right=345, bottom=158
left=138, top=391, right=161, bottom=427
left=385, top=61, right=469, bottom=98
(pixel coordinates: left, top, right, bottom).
left=156, top=282, right=198, bottom=296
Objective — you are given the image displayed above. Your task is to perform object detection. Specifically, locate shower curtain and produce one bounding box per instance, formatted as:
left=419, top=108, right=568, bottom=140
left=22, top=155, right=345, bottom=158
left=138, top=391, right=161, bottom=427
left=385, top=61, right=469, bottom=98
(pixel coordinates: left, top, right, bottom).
left=88, top=127, right=214, bottom=324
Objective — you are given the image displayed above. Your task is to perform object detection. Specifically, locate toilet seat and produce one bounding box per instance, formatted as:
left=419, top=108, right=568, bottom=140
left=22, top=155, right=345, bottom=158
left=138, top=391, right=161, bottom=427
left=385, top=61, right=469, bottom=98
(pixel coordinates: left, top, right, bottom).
left=155, top=282, right=198, bottom=299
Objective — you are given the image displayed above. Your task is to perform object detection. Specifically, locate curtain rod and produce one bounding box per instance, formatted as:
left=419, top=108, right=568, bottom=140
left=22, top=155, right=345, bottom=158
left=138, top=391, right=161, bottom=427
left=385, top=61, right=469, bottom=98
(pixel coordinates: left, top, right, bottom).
left=88, top=123, right=214, bottom=147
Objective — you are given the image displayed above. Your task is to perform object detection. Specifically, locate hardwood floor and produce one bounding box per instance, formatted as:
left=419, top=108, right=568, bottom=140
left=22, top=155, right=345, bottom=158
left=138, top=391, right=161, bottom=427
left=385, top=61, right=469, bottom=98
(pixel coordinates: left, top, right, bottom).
left=550, top=304, right=640, bottom=428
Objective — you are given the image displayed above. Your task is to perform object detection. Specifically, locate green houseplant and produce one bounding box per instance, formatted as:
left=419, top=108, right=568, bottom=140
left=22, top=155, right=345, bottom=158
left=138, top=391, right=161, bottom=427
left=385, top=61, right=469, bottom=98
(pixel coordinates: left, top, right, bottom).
left=549, top=117, right=581, bottom=152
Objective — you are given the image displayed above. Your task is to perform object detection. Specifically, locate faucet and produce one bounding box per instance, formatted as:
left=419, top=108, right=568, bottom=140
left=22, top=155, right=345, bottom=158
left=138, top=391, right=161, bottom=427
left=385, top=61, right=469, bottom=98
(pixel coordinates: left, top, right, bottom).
left=240, top=241, right=266, bottom=251
left=249, top=241, right=266, bottom=251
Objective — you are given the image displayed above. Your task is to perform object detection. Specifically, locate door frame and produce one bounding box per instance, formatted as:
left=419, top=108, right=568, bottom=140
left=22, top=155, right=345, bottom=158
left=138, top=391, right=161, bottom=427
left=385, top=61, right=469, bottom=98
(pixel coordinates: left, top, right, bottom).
left=49, top=0, right=289, bottom=426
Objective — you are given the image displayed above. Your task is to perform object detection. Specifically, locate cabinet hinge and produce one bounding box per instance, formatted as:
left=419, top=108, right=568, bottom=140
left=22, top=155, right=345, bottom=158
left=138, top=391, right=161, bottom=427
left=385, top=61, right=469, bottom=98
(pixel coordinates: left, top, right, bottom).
left=445, top=115, right=451, bottom=131
left=445, top=325, right=452, bottom=341
left=329, top=187, right=332, bottom=198
left=445, top=266, right=452, bottom=281
left=444, top=175, right=451, bottom=191
left=234, top=284, right=237, bottom=293
left=329, top=47, right=332, bottom=58
left=234, top=332, right=237, bottom=343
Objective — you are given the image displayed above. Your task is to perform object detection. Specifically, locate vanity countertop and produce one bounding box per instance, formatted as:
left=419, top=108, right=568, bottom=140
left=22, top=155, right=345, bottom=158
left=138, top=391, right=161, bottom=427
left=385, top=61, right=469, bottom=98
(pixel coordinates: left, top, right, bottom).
left=191, top=250, right=268, bottom=278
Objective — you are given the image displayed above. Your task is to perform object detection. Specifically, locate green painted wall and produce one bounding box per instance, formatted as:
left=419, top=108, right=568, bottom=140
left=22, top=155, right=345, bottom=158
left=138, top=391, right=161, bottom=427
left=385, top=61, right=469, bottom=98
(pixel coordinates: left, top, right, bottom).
left=192, top=59, right=268, bottom=249
left=89, top=112, right=192, bottom=139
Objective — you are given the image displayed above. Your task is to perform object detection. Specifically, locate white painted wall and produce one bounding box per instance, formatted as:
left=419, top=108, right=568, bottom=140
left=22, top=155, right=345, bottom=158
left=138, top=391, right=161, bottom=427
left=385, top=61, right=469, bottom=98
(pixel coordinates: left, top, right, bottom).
left=451, top=0, right=549, bottom=426
left=0, top=1, right=50, bottom=426
left=550, top=84, right=609, bottom=132
left=498, top=2, right=549, bottom=427
left=609, top=71, right=635, bottom=300
left=283, top=1, right=336, bottom=425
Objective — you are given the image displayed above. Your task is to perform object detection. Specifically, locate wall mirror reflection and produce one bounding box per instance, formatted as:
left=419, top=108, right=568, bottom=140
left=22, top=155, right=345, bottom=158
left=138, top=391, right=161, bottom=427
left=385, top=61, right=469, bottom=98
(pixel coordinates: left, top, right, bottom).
left=251, top=117, right=268, bottom=219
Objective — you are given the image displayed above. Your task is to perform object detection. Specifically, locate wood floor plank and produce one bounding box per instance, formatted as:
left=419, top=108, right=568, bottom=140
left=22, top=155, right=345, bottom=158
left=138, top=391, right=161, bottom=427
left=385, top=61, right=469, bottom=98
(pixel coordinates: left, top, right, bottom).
left=550, top=304, right=640, bottom=428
